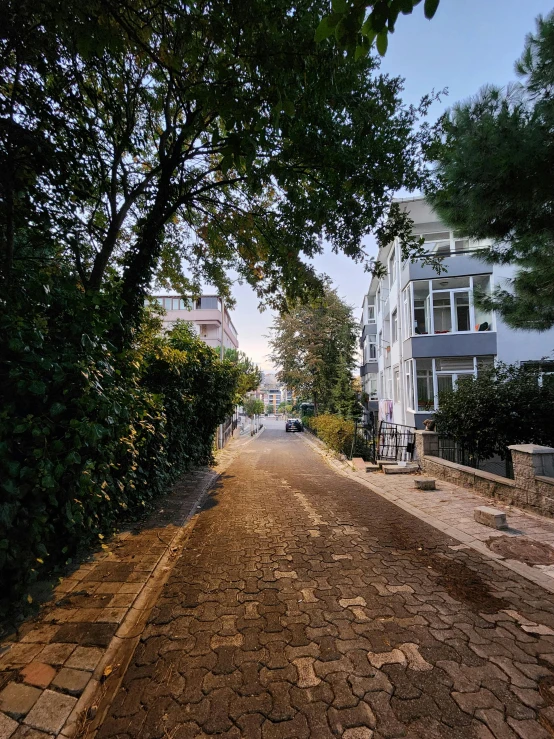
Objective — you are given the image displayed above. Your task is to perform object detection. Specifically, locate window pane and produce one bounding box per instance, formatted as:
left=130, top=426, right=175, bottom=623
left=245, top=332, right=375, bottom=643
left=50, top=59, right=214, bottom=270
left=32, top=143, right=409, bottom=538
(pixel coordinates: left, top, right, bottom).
left=199, top=297, right=219, bottom=309
left=432, top=276, right=470, bottom=290
left=416, top=359, right=433, bottom=411
left=163, top=297, right=172, bottom=309
left=422, top=232, right=450, bottom=242
left=436, top=357, right=474, bottom=372
left=454, top=239, right=469, bottom=253
left=413, top=282, right=430, bottom=335
left=367, top=305, right=375, bottom=322
left=433, top=294, right=452, bottom=333
left=172, top=298, right=180, bottom=310
left=392, top=310, right=398, bottom=343
left=473, top=275, right=492, bottom=331
left=437, top=374, right=454, bottom=400
left=454, top=291, right=470, bottom=332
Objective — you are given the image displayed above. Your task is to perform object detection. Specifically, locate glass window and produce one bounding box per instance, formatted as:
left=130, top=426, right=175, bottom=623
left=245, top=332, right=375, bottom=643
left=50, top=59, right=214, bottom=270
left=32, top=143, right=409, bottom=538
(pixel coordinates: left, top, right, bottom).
left=436, top=357, right=475, bottom=372
left=454, top=291, right=471, bottom=332
left=394, top=368, right=400, bottom=402
left=416, top=359, right=434, bottom=412
left=392, top=310, right=398, bottom=344
left=385, top=368, right=393, bottom=400
left=432, top=276, right=470, bottom=290
left=367, top=304, right=376, bottom=323
left=423, top=232, right=451, bottom=255
left=402, top=287, right=411, bottom=338
left=369, top=339, right=377, bottom=360
left=389, top=248, right=397, bottom=286
left=163, top=297, right=172, bottom=309
left=405, top=360, right=415, bottom=410
left=433, top=294, right=452, bottom=333
left=477, top=356, right=495, bottom=371
left=454, top=239, right=469, bottom=253
left=473, top=275, right=492, bottom=331
left=172, top=298, right=180, bottom=310
left=198, top=297, right=219, bottom=309
left=368, top=377, right=378, bottom=400
left=437, top=374, right=454, bottom=399
left=413, top=281, right=430, bottom=335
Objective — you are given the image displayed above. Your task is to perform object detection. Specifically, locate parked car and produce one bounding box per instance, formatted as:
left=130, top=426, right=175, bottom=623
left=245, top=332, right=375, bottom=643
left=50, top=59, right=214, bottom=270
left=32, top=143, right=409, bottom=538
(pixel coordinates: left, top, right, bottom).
left=285, top=418, right=303, bottom=432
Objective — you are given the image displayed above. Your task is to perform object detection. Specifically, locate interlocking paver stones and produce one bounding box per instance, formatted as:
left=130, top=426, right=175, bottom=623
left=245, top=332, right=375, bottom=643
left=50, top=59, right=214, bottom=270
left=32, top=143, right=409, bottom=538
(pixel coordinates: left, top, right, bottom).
left=23, top=690, right=76, bottom=734
left=0, top=712, right=18, bottom=739
left=0, top=684, right=41, bottom=720
left=95, top=422, right=554, bottom=738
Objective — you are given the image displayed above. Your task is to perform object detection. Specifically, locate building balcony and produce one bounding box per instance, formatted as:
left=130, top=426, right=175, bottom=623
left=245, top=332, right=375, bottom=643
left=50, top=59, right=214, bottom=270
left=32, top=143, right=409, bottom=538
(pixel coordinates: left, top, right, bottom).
left=360, top=361, right=379, bottom=376
left=401, top=253, right=491, bottom=289
left=403, top=331, right=497, bottom=359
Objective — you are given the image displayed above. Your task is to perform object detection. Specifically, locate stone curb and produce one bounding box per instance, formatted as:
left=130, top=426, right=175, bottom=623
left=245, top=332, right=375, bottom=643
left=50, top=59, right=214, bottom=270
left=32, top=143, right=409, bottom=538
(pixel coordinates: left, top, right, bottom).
left=299, top=431, right=554, bottom=597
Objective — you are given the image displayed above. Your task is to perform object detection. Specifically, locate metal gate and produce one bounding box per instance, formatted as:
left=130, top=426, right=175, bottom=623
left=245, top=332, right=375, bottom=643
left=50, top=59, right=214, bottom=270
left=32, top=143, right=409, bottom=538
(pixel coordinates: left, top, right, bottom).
left=351, top=420, right=377, bottom=463
left=378, top=421, right=416, bottom=462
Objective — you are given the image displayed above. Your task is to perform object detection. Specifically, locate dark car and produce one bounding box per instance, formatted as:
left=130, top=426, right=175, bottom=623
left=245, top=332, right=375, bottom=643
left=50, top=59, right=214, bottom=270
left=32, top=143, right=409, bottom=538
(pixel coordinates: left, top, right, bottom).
left=285, top=418, right=303, bottom=432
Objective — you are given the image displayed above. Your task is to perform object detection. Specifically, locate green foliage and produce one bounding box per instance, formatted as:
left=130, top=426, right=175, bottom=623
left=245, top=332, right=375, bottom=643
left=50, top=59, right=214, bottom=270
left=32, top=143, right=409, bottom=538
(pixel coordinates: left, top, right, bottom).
left=224, top=349, right=262, bottom=403
left=269, top=285, right=359, bottom=417
left=0, top=276, right=238, bottom=618
left=434, top=364, right=554, bottom=460
left=1, top=0, right=435, bottom=331
left=427, top=11, right=554, bottom=329
left=315, top=0, right=440, bottom=57
left=304, top=414, right=355, bottom=455
left=243, top=397, right=265, bottom=417
left=278, top=402, right=293, bottom=414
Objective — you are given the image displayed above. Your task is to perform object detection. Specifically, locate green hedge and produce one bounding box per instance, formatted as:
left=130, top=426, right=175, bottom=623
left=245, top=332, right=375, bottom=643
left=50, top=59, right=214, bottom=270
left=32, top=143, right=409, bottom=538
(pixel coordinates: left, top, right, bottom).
left=303, top=414, right=355, bottom=456
left=0, top=275, right=238, bottom=617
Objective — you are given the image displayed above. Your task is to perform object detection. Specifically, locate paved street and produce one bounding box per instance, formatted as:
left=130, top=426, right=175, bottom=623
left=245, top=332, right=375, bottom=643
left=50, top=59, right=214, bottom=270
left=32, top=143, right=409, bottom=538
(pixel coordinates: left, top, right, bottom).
left=98, top=421, right=554, bottom=739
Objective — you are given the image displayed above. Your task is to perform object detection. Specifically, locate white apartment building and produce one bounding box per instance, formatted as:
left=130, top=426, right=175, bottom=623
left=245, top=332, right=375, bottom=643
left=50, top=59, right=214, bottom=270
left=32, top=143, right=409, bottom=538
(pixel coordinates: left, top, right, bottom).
left=360, top=197, right=554, bottom=429
left=153, top=295, right=239, bottom=351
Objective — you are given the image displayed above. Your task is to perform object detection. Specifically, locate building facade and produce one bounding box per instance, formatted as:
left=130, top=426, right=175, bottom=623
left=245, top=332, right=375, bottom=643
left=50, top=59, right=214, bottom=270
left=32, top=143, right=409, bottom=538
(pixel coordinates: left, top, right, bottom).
left=153, top=295, right=239, bottom=351
left=360, top=197, right=554, bottom=429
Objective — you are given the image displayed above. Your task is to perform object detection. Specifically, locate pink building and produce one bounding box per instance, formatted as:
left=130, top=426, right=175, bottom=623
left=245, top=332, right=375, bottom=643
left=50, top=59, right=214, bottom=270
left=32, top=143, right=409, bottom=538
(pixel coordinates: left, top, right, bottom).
left=153, top=295, right=239, bottom=351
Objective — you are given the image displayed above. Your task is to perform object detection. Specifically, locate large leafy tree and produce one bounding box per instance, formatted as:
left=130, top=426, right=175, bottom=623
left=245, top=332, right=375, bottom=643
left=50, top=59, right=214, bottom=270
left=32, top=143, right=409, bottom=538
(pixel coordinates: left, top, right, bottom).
left=224, top=349, right=262, bottom=403
left=269, top=285, right=359, bottom=416
left=426, top=12, right=554, bottom=330
left=1, top=0, right=434, bottom=344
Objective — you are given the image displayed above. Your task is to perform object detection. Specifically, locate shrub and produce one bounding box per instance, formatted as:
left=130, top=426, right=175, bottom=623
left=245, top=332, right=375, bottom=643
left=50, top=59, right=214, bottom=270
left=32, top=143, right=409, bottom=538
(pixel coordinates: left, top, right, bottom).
left=304, top=414, right=355, bottom=456
left=434, top=363, right=554, bottom=459
left=0, top=275, right=238, bottom=617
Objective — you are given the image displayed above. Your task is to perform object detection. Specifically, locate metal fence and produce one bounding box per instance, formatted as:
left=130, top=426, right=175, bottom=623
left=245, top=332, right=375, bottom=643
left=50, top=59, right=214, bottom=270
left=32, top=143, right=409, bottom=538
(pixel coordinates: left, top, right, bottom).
left=378, top=421, right=416, bottom=462
left=437, top=436, right=514, bottom=479
left=352, top=421, right=377, bottom=463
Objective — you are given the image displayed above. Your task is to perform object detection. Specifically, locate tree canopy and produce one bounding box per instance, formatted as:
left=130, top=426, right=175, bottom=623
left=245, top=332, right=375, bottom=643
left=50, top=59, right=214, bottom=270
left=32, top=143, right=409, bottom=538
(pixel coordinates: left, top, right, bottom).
left=426, top=11, right=554, bottom=330
left=269, top=285, right=360, bottom=417
left=316, top=0, right=440, bottom=58
left=224, top=349, right=262, bottom=403
left=1, top=0, right=434, bottom=341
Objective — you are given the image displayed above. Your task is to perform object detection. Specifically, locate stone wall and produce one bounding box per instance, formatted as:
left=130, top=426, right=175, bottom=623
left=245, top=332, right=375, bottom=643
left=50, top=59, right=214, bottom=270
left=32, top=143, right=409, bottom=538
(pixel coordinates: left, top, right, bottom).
left=415, top=432, right=554, bottom=518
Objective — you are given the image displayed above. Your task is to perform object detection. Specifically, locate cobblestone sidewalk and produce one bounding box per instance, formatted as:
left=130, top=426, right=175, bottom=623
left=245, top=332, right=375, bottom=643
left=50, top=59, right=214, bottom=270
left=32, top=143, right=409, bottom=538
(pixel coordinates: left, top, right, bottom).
left=0, top=432, right=255, bottom=739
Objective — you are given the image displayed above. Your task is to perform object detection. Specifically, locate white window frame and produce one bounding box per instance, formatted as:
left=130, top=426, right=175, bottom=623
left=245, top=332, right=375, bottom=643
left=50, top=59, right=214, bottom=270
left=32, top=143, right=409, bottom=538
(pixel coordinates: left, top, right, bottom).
left=391, top=310, right=398, bottom=344
left=405, top=360, right=415, bottom=412
left=406, top=276, right=494, bottom=338
left=367, top=304, right=376, bottom=324
left=393, top=366, right=400, bottom=404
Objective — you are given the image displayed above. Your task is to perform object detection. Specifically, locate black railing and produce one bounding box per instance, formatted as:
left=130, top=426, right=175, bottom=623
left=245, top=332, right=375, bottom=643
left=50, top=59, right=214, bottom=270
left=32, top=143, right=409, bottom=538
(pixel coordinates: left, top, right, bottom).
left=379, top=421, right=416, bottom=462
left=352, top=420, right=377, bottom=463
left=437, top=436, right=514, bottom=479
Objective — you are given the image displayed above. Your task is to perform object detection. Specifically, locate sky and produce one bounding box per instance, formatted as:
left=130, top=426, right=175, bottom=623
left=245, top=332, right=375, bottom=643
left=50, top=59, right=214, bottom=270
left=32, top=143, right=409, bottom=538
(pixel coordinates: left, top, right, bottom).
left=225, top=0, right=554, bottom=373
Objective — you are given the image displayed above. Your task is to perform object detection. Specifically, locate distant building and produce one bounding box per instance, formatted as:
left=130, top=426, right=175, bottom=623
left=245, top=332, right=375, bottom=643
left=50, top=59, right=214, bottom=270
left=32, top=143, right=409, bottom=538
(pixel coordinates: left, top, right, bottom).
left=152, top=295, right=238, bottom=351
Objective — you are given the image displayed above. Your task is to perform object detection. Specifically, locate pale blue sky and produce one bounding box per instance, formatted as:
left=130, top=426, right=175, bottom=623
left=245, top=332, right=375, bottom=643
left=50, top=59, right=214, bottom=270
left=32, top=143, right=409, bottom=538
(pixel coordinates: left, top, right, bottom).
left=228, top=0, right=554, bottom=371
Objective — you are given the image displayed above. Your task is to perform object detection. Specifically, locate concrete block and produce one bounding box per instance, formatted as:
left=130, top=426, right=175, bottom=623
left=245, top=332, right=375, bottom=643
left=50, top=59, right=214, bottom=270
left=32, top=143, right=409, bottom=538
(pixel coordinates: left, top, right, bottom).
left=20, top=663, right=56, bottom=689
left=414, top=477, right=436, bottom=490
left=474, top=506, right=508, bottom=530
left=23, top=690, right=76, bottom=734
left=383, top=464, right=419, bottom=475
left=0, top=684, right=41, bottom=720
left=51, top=668, right=90, bottom=696
left=352, top=457, right=366, bottom=471
left=0, top=711, right=18, bottom=739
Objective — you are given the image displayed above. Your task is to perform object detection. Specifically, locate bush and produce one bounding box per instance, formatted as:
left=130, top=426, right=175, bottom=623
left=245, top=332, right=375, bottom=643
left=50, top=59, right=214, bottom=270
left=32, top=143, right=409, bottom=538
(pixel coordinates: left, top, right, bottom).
left=303, top=414, right=355, bottom=456
left=434, top=363, right=554, bottom=459
left=0, top=274, right=238, bottom=617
